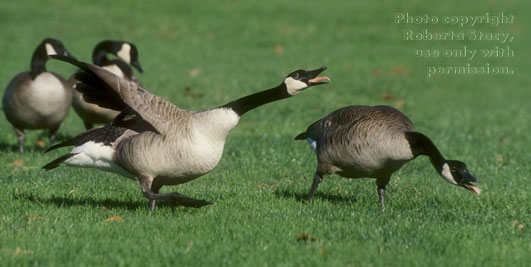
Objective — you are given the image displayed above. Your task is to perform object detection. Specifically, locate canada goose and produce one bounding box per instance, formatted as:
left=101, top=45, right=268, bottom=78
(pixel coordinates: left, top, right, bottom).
left=43, top=55, right=330, bottom=210
left=295, top=105, right=481, bottom=209
left=2, top=38, right=76, bottom=153
left=70, top=40, right=143, bottom=129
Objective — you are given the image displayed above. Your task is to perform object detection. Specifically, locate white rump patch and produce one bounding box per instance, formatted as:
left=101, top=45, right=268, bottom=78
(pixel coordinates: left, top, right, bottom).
left=64, top=141, right=134, bottom=179
left=45, top=43, right=57, bottom=56
left=440, top=163, right=457, bottom=185
left=284, top=77, right=308, bottom=95
left=117, top=43, right=132, bottom=64
left=306, top=137, right=317, bottom=154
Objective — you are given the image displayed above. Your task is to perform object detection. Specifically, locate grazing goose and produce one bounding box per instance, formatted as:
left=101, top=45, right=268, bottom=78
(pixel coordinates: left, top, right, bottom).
left=2, top=38, right=76, bottom=153
left=295, top=105, right=481, bottom=209
left=43, top=55, right=330, bottom=210
left=70, top=40, right=143, bottom=129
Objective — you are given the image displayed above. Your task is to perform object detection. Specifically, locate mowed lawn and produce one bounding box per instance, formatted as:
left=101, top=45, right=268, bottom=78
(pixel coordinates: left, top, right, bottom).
left=0, top=0, right=529, bottom=266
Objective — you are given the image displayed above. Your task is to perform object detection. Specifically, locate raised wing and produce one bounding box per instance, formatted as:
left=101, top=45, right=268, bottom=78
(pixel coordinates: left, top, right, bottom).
left=51, top=55, right=185, bottom=134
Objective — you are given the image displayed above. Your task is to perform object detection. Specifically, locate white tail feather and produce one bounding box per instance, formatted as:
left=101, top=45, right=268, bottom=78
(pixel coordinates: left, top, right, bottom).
left=64, top=141, right=134, bottom=179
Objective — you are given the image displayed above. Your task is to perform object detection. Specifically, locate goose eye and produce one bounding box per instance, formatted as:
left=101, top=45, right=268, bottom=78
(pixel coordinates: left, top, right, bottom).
left=293, top=73, right=300, bottom=79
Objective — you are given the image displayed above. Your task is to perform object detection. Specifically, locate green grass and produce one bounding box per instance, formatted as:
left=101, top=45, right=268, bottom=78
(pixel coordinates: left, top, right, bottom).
left=1, top=0, right=529, bottom=266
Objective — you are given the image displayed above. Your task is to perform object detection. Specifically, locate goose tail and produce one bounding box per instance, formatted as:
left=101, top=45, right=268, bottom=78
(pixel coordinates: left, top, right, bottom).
left=42, top=153, right=75, bottom=170
left=294, top=132, right=307, bottom=140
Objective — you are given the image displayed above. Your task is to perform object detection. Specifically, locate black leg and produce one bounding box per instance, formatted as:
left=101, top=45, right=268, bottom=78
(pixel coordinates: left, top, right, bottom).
left=377, top=187, right=386, bottom=210
left=148, top=184, right=160, bottom=211
left=307, top=172, right=323, bottom=201
left=14, top=128, right=24, bottom=153
left=168, top=192, right=213, bottom=207
left=142, top=190, right=212, bottom=209
left=138, top=175, right=212, bottom=212
left=376, top=176, right=391, bottom=211
left=83, top=121, right=94, bottom=130
left=49, top=127, right=59, bottom=146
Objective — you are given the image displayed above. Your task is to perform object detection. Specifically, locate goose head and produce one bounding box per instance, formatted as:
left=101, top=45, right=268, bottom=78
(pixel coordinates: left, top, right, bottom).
left=116, top=42, right=143, bottom=73
left=440, top=160, right=481, bottom=194
left=40, top=38, right=76, bottom=59
left=283, top=66, right=330, bottom=96
left=93, top=40, right=143, bottom=73
left=32, top=38, right=76, bottom=78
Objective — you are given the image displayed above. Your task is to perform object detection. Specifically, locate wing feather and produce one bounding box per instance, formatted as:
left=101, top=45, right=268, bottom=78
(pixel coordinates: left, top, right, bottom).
left=51, top=55, right=185, bottom=134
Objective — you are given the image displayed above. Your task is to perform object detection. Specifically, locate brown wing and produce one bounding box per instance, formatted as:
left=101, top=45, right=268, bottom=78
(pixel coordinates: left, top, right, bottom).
left=94, top=68, right=185, bottom=134
left=321, top=105, right=414, bottom=144
left=52, top=55, right=184, bottom=134
left=299, top=106, right=414, bottom=146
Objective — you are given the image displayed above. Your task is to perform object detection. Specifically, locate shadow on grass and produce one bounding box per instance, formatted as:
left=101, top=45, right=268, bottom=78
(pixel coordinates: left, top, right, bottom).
left=16, top=192, right=210, bottom=211
left=18, top=192, right=144, bottom=210
left=274, top=188, right=357, bottom=204
left=0, top=141, right=25, bottom=153
left=0, top=132, right=72, bottom=153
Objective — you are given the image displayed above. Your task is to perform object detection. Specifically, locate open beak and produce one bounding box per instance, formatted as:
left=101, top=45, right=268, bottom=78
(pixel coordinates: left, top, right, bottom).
left=461, top=173, right=481, bottom=194
left=132, top=61, right=143, bottom=73
left=306, top=66, right=330, bottom=85
left=463, top=182, right=481, bottom=194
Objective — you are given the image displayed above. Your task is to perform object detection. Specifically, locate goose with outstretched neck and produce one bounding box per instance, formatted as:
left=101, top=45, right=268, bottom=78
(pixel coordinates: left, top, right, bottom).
left=43, top=55, right=330, bottom=211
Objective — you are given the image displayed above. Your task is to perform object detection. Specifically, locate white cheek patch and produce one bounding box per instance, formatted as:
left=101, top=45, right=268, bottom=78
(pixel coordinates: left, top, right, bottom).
left=441, top=163, right=457, bottom=185
left=284, top=77, right=308, bottom=95
left=45, top=43, right=57, bottom=56
left=117, top=43, right=132, bottom=64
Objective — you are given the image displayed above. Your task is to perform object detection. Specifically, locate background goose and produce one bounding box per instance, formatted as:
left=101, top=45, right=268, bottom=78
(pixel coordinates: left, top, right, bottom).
left=70, top=40, right=143, bottom=129
left=295, top=105, right=481, bottom=209
left=2, top=38, right=76, bottom=153
left=43, top=55, right=330, bottom=210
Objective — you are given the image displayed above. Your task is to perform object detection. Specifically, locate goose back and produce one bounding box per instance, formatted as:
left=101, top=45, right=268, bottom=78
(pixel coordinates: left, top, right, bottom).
left=308, top=105, right=415, bottom=178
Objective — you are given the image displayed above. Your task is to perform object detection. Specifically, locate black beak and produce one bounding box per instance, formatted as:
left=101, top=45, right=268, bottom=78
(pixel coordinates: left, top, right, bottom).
left=461, top=172, right=481, bottom=194
left=305, top=66, right=327, bottom=79
left=132, top=61, right=143, bottom=73
left=63, top=50, right=77, bottom=61
left=463, top=172, right=480, bottom=183
left=305, top=66, right=330, bottom=86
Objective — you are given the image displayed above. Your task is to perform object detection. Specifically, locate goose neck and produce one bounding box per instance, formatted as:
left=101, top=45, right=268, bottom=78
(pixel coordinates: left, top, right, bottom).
left=220, top=84, right=289, bottom=116
left=406, top=131, right=446, bottom=172
left=30, top=45, right=48, bottom=79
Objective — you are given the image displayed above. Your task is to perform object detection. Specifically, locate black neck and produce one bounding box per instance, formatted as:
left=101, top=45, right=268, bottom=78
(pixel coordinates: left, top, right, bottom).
left=93, top=50, right=109, bottom=66
left=92, top=41, right=116, bottom=65
left=30, top=44, right=48, bottom=79
left=405, top=131, right=446, bottom=172
left=93, top=46, right=134, bottom=79
left=220, top=83, right=290, bottom=116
